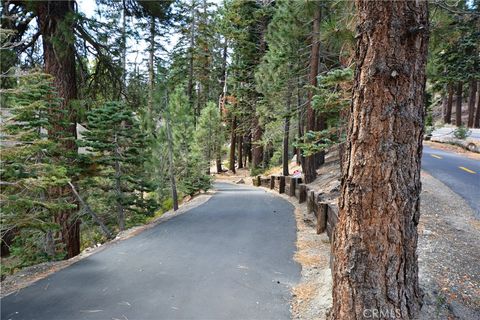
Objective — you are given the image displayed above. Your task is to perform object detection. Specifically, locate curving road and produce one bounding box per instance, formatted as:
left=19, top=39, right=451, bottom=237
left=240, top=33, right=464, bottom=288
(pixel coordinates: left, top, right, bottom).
left=1, top=182, right=300, bottom=320
left=422, top=145, right=480, bottom=217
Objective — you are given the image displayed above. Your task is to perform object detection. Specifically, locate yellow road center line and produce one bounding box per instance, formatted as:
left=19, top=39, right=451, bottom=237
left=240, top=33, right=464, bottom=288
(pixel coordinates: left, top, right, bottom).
left=459, top=167, right=476, bottom=174
left=431, top=154, right=442, bottom=159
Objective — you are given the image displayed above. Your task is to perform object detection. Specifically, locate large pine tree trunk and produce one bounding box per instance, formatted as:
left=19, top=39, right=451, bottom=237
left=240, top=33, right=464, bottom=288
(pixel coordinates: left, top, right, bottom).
left=237, top=135, right=243, bottom=169
left=251, top=117, right=263, bottom=168
left=332, top=1, right=428, bottom=319
left=283, top=89, right=292, bottom=176
left=37, top=0, right=80, bottom=259
left=475, top=82, right=480, bottom=128
left=114, top=135, right=125, bottom=231
left=229, top=115, right=236, bottom=173
left=467, top=79, right=477, bottom=128
left=296, top=78, right=303, bottom=166
left=165, top=117, right=179, bottom=211
left=246, top=133, right=252, bottom=166
left=444, top=83, right=453, bottom=124
left=187, top=1, right=195, bottom=108
left=455, top=82, right=463, bottom=126
left=216, top=153, right=223, bottom=173
left=148, top=15, right=155, bottom=116
left=302, top=5, right=321, bottom=183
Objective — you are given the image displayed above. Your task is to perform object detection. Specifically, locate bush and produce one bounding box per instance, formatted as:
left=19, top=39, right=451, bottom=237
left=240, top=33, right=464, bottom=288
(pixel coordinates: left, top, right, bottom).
left=453, top=126, right=470, bottom=140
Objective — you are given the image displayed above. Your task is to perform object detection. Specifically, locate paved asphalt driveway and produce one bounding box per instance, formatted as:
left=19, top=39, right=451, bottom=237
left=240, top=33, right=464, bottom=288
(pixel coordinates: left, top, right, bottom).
left=422, top=145, right=480, bottom=217
left=1, top=182, right=300, bottom=320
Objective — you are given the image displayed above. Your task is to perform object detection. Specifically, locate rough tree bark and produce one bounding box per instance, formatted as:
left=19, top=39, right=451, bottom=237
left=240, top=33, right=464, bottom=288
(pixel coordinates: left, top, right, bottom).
left=302, top=4, right=321, bottom=183
left=475, top=81, right=480, bottom=128
left=246, top=133, right=252, bottom=166
left=251, top=117, right=263, bottom=169
left=229, top=115, right=236, bottom=173
left=251, top=4, right=268, bottom=170
left=148, top=15, right=155, bottom=115
left=114, top=133, right=125, bottom=230
left=332, top=1, right=428, bottom=319
left=467, top=79, right=477, bottom=128
left=444, top=83, right=453, bottom=124
left=283, top=88, right=292, bottom=176
left=165, top=115, right=179, bottom=211
left=237, top=135, right=243, bottom=169
left=216, top=37, right=228, bottom=174
left=455, top=82, right=463, bottom=126
left=187, top=1, right=195, bottom=108
left=37, top=0, right=80, bottom=258
left=296, top=78, right=303, bottom=165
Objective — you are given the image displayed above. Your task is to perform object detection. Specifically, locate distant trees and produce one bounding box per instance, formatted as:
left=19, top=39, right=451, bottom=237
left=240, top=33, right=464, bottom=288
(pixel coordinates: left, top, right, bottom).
left=332, top=0, right=428, bottom=318
left=195, top=102, right=225, bottom=174
left=429, top=1, right=479, bottom=127
left=166, top=87, right=211, bottom=197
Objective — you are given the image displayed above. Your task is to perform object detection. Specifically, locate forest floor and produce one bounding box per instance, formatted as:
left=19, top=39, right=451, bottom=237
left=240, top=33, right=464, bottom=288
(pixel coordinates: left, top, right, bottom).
left=0, top=191, right=214, bottom=298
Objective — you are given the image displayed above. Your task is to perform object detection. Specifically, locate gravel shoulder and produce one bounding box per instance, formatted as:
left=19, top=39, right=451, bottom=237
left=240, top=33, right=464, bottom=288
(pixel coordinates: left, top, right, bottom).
left=418, top=171, right=480, bottom=319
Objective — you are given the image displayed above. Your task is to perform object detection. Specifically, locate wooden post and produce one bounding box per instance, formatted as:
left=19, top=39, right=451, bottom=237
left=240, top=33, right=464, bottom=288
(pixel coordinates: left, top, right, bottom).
left=270, top=176, right=275, bottom=189
left=279, top=176, right=285, bottom=194
left=298, top=184, right=307, bottom=203
left=288, top=177, right=297, bottom=197
left=326, top=205, right=339, bottom=240
left=307, top=190, right=315, bottom=214
left=316, top=202, right=328, bottom=234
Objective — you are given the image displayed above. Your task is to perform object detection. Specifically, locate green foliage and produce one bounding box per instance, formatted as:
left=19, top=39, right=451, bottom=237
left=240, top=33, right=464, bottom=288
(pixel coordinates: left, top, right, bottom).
left=195, top=101, right=225, bottom=167
left=312, top=67, right=353, bottom=114
left=428, top=3, right=480, bottom=92
left=294, top=129, right=341, bottom=157
left=453, top=126, right=471, bottom=140
left=1, top=73, right=72, bottom=265
left=80, top=101, right=158, bottom=228
left=166, top=87, right=212, bottom=196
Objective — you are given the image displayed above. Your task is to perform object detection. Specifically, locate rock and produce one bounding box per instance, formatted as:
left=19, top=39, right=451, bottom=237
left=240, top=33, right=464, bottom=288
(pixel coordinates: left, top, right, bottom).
left=235, top=178, right=245, bottom=184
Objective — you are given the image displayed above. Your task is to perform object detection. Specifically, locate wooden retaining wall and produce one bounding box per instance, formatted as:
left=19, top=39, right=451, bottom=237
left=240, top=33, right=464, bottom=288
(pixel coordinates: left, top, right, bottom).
left=253, top=175, right=339, bottom=243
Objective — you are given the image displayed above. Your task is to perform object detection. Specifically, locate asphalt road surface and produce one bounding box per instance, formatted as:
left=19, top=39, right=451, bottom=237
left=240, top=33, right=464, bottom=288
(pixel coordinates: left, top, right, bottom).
left=422, top=145, right=480, bottom=217
left=1, top=182, right=300, bottom=320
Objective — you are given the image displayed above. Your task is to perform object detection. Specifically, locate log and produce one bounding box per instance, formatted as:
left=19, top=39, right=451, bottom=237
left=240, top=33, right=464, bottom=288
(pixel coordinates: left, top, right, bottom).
left=68, top=182, right=114, bottom=239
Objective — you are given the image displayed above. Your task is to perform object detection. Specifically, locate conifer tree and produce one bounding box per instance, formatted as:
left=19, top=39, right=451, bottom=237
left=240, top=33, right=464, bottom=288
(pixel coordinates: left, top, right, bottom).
left=195, top=101, right=225, bottom=173
left=167, top=87, right=211, bottom=196
left=81, top=101, right=156, bottom=231
left=1, top=73, right=73, bottom=264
